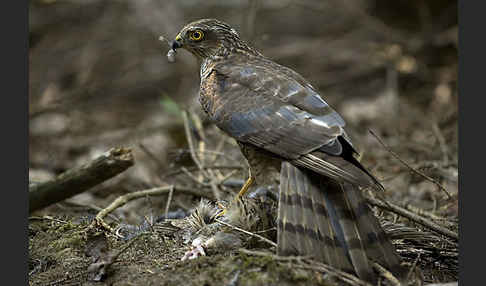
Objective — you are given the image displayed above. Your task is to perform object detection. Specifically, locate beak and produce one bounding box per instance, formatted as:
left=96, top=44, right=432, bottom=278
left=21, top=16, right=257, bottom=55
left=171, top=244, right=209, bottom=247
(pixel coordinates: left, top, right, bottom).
left=171, top=34, right=183, bottom=51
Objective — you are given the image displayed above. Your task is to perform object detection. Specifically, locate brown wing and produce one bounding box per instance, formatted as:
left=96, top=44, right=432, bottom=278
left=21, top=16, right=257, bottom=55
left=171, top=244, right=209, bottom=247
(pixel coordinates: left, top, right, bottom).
left=201, top=56, right=380, bottom=189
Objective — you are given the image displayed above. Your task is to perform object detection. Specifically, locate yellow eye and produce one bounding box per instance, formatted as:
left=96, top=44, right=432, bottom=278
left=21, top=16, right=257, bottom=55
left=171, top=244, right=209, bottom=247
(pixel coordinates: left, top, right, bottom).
left=190, top=30, right=204, bottom=41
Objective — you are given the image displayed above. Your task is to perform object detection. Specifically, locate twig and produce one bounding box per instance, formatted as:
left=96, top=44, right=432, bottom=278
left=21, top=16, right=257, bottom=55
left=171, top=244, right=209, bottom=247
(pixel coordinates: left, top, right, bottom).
left=29, top=147, right=134, bottom=213
left=93, top=186, right=172, bottom=230
left=190, top=112, right=225, bottom=197
left=181, top=166, right=208, bottom=187
left=404, top=203, right=455, bottom=226
left=238, top=248, right=309, bottom=261
left=62, top=201, right=120, bottom=222
left=28, top=216, right=68, bottom=224
left=431, top=122, right=450, bottom=165
left=217, top=170, right=239, bottom=185
left=194, top=149, right=238, bottom=163
left=138, top=143, right=166, bottom=172
left=372, top=262, right=401, bottom=286
left=191, top=114, right=207, bottom=161
left=92, top=185, right=214, bottom=231
left=214, top=218, right=277, bottom=248
left=160, top=165, right=243, bottom=180
left=369, top=130, right=452, bottom=199
left=182, top=111, right=205, bottom=172
left=86, top=234, right=144, bottom=282
left=182, top=110, right=222, bottom=200
left=164, top=186, right=174, bottom=219
left=367, top=196, right=458, bottom=240
left=238, top=248, right=372, bottom=286
left=295, top=263, right=372, bottom=286
left=209, top=137, right=227, bottom=164
left=423, top=282, right=457, bottom=286
left=407, top=253, right=421, bottom=282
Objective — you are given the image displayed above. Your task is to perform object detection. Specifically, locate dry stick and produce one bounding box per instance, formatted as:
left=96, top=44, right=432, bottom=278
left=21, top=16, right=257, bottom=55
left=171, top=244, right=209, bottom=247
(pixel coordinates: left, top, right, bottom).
left=87, top=233, right=143, bottom=278
left=214, top=218, right=277, bottom=248
left=160, top=165, right=243, bottom=180
left=431, top=122, right=449, bottom=165
left=295, top=263, right=372, bottom=286
left=29, top=147, right=134, bottom=213
left=424, top=282, right=458, bottom=286
left=195, top=121, right=207, bottom=183
left=191, top=112, right=224, bottom=190
left=238, top=248, right=310, bottom=261
left=50, top=234, right=145, bottom=286
left=404, top=203, right=455, bottom=226
left=194, top=149, right=238, bottom=163
left=210, top=137, right=230, bottom=181
left=239, top=249, right=371, bottom=286
left=369, top=130, right=452, bottom=200
left=180, top=166, right=209, bottom=186
left=137, top=143, right=166, bottom=172
left=407, top=253, right=421, bottom=282
left=182, top=110, right=222, bottom=200
left=138, top=141, right=225, bottom=201
left=62, top=201, right=120, bottom=222
left=94, top=186, right=172, bottom=230
left=164, top=186, right=174, bottom=219
left=93, top=185, right=214, bottom=231
left=210, top=137, right=227, bottom=164
left=218, top=170, right=239, bottom=184
left=372, top=263, right=401, bottom=286
left=367, top=196, right=458, bottom=240
left=182, top=111, right=204, bottom=171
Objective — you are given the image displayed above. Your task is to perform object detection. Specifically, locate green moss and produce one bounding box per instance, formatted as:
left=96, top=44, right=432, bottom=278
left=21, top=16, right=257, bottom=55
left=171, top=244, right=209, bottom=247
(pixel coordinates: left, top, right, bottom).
left=48, top=231, right=85, bottom=251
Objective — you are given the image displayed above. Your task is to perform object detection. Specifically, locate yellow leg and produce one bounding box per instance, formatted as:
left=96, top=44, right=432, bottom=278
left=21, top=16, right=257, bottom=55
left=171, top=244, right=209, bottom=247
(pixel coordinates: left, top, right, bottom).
left=216, top=173, right=254, bottom=218
left=237, top=176, right=254, bottom=199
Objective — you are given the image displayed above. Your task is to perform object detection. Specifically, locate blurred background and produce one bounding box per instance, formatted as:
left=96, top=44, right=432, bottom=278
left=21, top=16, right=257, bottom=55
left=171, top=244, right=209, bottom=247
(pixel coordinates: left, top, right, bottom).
left=29, top=0, right=458, bottom=219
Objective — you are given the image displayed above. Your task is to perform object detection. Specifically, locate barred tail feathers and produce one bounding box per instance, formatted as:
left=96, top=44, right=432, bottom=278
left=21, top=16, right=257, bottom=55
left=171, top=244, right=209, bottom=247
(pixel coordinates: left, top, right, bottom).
left=277, top=162, right=404, bottom=283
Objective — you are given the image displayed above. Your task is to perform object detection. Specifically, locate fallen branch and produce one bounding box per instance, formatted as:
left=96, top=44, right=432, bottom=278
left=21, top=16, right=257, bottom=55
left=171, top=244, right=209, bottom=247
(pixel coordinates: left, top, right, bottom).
left=95, top=186, right=213, bottom=221
left=92, top=185, right=214, bottom=232
left=95, top=186, right=171, bottom=223
left=367, top=196, right=458, bottom=241
left=29, top=147, right=134, bottom=213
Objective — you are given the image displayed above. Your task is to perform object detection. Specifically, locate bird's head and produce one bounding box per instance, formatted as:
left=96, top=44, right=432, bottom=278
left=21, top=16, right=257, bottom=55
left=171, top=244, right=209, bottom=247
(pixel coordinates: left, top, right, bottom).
left=171, top=18, right=256, bottom=60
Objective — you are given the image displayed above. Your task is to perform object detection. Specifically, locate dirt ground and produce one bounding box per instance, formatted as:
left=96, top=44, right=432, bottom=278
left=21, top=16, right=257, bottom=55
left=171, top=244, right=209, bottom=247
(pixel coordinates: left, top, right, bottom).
left=29, top=1, right=458, bottom=285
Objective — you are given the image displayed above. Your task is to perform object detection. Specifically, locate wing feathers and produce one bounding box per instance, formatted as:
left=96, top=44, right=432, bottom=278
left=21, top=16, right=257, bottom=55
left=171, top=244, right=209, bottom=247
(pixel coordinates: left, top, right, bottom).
left=292, top=152, right=383, bottom=191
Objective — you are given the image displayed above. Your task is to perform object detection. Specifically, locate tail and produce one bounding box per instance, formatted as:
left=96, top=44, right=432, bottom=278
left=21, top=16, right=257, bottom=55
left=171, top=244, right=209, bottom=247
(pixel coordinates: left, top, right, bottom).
left=277, top=162, right=405, bottom=283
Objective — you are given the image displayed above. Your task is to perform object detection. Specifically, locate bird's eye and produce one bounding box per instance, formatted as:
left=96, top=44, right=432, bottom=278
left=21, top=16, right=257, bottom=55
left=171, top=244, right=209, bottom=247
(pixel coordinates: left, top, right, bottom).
left=190, top=30, right=204, bottom=41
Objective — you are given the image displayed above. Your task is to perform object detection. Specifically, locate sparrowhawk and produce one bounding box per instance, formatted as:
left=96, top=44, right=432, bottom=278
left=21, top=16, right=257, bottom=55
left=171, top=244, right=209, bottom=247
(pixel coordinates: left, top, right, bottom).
left=169, top=18, right=405, bottom=283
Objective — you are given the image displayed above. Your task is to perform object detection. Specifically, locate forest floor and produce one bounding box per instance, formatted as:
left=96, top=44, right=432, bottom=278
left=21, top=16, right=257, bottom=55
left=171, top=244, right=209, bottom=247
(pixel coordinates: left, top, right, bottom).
left=29, top=91, right=458, bottom=285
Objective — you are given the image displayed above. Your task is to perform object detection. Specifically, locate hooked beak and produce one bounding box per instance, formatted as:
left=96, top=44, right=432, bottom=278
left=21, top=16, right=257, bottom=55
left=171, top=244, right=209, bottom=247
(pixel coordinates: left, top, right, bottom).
left=171, top=34, right=183, bottom=51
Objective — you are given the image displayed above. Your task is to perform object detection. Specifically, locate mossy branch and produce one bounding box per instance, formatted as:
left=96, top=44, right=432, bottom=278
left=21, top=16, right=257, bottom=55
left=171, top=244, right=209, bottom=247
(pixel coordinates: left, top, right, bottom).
left=29, top=147, right=134, bottom=213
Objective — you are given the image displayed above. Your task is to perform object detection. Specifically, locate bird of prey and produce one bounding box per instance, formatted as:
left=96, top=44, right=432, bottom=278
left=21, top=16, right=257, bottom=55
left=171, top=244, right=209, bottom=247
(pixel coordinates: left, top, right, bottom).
left=169, top=18, right=405, bottom=283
